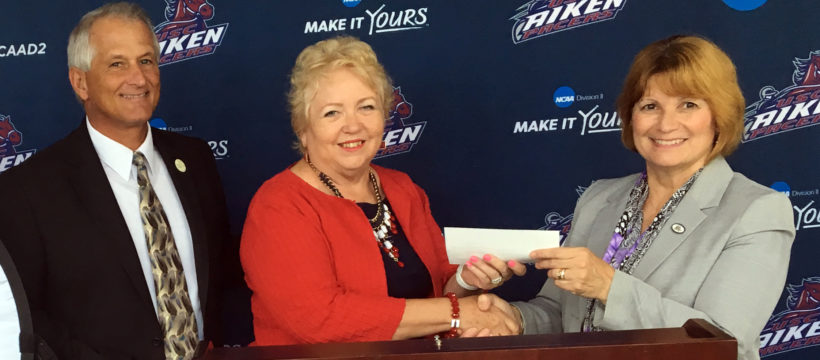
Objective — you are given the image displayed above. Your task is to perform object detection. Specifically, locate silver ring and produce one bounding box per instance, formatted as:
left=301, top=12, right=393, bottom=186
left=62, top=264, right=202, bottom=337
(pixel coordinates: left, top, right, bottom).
left=491, top=277, right=503, bottom=285
left=558, top=268, right=566, bottom=280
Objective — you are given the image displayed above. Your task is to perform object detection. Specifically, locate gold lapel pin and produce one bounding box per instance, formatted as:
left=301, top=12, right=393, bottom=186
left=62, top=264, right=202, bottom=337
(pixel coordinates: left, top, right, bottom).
left=175, top=159, right=187, bottom=173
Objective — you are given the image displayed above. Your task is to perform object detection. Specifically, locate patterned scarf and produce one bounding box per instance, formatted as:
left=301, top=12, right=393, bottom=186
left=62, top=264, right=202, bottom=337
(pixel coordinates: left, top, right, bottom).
left=580, top=168, right=702, bottom=332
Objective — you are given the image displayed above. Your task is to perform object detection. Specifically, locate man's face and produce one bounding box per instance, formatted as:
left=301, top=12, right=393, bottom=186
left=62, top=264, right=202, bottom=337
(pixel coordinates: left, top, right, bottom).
left=71, top=16, right=160, bottom=133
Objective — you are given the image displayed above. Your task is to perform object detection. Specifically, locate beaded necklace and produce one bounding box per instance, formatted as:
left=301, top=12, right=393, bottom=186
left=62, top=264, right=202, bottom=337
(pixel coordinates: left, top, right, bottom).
left=305, top=157, right=403, bottom=267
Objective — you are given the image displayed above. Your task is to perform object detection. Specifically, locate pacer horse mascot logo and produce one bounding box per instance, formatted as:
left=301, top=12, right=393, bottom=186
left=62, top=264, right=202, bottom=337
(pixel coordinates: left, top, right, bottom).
left=744, top=50, right=820, bottom=142
left=388, top=87, right=413, bottom=128
left=0, top=114, right=36, bottom=173
left=0, top=115, right=22, bottom=157
left=759, top=277, right=820, bottom=357
left=374, top=87, right=426, bottom=159
left=780, top=278, right=820, bottom=320
left=154, top=0, right=229, bottom=66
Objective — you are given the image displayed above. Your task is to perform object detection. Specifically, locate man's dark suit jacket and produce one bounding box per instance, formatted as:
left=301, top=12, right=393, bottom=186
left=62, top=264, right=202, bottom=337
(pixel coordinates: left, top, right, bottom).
left=0, top=123, right=230, bottom=359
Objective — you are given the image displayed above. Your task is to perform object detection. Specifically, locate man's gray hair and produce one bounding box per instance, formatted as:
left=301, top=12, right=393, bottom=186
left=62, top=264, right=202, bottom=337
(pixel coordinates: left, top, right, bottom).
left=67, top=2, right=160, bottom=71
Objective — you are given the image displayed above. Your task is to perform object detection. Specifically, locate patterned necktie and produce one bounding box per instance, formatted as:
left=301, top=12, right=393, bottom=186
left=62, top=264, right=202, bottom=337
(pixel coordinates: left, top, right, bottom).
left=133, top=151, right=198, bottom=360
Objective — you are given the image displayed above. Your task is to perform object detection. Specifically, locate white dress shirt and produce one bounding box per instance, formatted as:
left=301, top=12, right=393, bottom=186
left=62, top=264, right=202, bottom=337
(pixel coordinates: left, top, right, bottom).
left=0, top=267, right=20, bottom=360
left=86, top=119, right=203, bottom=340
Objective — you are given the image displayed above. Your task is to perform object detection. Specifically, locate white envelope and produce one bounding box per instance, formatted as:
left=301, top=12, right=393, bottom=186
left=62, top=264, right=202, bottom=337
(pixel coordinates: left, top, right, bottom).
left=444, top=227, right=560, bottom=264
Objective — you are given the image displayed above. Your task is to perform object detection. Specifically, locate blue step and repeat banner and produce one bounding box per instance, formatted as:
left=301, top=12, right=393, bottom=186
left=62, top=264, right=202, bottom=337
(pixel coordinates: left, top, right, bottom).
left=2, top=0, right=820, bottom=357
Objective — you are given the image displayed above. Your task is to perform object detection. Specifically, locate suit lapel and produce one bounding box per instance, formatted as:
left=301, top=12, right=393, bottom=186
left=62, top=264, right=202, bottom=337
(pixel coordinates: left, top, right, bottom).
left=576, top=178, right=633, bottom=317
left=63, top=125, right=156, bottom=314
left=586, top=178, right=634, bottom=258
left=152, top=130, right=210, bottom=310
left=632, top=157, right=733, bottom=279
left=631, top=194, right=707, bottom=279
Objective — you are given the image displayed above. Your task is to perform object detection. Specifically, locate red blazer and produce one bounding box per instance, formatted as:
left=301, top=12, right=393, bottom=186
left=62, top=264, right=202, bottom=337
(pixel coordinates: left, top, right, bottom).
left=240, top=165, right=457, bottom=345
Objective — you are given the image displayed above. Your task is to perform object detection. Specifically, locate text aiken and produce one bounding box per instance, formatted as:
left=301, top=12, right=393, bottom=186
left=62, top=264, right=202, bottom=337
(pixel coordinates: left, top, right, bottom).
left=0, top=151, right=34, bottom=172
left=760, top=316, right=820, bottom=356
left=304, top=5, right=428, bottom=35
left=156, top=24, right=228, bottom=64
left=377, top=123, right=425, bottom=157
left=515, top=0, right=625, bottom=41
left=384, top=124, right=423, bottom=146
left=745, top=90, right=820, bottom=141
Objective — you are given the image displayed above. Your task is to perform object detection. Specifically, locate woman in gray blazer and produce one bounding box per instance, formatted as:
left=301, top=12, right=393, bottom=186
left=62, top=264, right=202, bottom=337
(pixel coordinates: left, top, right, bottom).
left=470, top=35, right=795, bottom=360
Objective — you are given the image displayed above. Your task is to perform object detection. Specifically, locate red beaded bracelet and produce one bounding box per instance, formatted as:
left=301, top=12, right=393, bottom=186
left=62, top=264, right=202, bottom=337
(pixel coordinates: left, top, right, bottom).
left=444, top=292, right=460, bottom=338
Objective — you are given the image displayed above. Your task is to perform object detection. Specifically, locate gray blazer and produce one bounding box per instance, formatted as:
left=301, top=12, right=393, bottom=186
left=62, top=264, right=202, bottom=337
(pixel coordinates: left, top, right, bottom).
left=515, top=157, right=795, bottom=360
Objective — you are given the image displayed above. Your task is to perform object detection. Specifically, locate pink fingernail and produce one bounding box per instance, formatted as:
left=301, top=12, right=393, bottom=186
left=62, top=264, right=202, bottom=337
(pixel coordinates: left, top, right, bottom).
left=466, top=262, right=473, bottom=268
left=507, top=260, right=516, bottom=267
left=470, top=256, right=480, bottom=263
left=483, top=254, right=492, bottom=261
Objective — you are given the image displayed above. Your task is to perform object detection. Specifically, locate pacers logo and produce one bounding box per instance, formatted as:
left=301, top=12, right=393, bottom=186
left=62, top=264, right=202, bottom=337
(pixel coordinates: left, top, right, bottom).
left=0, top=114, right=36, bottom=172
left=154, top=0, right=229, bottom=66
left=510, top=0, right=627, bottom=44
left=760, top=277, right=820, bottom=357
left=374, top=87, right=426, bottom=159
left=744, top=50, right=820, bottom=142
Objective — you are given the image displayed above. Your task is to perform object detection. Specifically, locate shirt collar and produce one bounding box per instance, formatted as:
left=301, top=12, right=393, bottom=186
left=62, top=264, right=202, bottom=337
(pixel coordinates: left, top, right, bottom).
left=86, top=117, right=158, bottom=181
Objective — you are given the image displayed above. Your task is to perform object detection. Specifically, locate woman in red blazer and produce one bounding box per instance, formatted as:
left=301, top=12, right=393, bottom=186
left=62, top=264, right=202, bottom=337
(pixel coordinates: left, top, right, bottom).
left=241, top=36, right=524, bottom=345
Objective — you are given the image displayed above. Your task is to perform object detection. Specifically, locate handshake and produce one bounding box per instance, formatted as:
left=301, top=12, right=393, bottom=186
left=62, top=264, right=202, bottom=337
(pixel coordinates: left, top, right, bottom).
left=437, top=246, right=613, bottom=338
left=458, top=293, right=523, bottom=337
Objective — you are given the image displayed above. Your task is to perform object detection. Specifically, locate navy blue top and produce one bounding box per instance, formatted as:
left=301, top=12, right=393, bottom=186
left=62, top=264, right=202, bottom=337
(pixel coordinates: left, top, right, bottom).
left=357, top=198, right=433, bottom=299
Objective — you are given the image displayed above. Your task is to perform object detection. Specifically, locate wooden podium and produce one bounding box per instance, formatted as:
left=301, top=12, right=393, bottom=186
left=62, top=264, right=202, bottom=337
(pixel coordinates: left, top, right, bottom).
left=203, top=319, right=736, bottom=360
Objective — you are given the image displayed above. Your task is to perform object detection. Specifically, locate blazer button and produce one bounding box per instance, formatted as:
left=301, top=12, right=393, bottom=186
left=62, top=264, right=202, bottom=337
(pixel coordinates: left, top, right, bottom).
left=152, top=338, right=163, bottom=347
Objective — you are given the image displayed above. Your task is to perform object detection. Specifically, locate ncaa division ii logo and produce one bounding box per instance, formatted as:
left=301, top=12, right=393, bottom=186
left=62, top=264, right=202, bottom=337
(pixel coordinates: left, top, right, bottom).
left=510, top=0, right=627, bottom=44
left=744, top=50, right=820, bottom=142
left=154, top=0, right=229, bottom=66
left=0, top=114, right=35, bottom=172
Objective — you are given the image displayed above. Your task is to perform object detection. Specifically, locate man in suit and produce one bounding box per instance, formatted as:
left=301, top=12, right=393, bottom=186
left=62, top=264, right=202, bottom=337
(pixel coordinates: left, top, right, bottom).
left=0, top=2, right=230, bottom=359
left=0, top=240, right=23, bottom=360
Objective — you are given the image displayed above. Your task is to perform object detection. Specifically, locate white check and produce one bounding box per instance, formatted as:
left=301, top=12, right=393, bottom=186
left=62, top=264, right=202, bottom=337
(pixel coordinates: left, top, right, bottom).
left=444, top=227, right=560, bottom=264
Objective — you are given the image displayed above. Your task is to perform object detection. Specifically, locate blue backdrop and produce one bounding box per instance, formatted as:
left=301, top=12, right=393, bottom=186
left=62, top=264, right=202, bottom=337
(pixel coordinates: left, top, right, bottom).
left=2, top=0, right=819, bottom=357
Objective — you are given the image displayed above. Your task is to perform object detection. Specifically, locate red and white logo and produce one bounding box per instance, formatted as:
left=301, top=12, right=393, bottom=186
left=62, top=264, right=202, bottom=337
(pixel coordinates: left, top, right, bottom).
left=154, top=0, right=229, bottom=66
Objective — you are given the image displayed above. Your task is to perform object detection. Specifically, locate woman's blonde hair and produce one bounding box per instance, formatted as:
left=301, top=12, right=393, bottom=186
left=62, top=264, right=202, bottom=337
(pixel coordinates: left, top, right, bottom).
left=288, top=36, right=393, bottom=154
